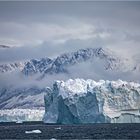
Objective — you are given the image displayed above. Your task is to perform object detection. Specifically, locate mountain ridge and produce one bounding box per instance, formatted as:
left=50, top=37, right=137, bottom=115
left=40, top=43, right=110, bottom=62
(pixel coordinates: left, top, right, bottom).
left=0, top=47, right=130, bottom=74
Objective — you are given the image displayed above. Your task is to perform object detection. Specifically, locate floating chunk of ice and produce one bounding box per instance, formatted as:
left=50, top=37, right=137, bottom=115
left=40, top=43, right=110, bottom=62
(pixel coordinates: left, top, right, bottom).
left=25, top=129, right=42, bottom=134
left=55, top=127, right=61, bottom=130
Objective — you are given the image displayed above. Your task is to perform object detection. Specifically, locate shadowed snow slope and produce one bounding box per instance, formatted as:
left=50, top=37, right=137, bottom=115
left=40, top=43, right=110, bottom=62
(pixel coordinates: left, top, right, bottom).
left=44, top=79, right=140, bottom=123
left=0, top=86, right=49, bottom=109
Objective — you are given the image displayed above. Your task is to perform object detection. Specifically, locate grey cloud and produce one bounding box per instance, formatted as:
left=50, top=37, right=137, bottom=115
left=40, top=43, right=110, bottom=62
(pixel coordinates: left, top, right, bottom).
left=0, top=1, right=140, bottom=62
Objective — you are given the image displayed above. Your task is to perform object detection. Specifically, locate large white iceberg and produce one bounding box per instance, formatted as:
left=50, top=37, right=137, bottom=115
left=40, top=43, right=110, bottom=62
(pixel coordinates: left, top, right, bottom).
left=43, top=79, right=140, bottom=123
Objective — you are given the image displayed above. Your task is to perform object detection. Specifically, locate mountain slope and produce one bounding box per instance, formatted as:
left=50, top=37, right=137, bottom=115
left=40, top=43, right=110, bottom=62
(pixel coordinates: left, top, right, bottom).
left=22, top=58, right=53, bottom=75
left=0, top=47, right=136, bottom=75
left=0, top=62, right=25, bottom=73
left=44, top=48, right=123, bottom=75
left=0, top=86, right=50, bottom=109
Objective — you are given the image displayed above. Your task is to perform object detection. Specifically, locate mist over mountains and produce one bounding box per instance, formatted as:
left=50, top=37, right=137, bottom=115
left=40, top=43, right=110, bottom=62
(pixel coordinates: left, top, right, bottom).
left=0, top=47, right=139, bottom=110
left=0, top=47, right=139, bottom=88
left=0, top=1, right=140, bottom=124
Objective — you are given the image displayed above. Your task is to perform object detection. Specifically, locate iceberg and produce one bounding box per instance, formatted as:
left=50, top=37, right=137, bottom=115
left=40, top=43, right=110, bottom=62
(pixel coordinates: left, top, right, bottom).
left=43, top=79, right=140, bottom=123
left=25, top=130, right=42, bottom=134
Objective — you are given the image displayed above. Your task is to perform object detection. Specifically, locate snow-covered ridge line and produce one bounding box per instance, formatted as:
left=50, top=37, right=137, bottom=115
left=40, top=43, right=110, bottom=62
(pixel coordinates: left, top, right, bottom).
left=0, top=62, right=26, bottom=73
left=44, top=79, right=140, bottom=123
left=0, top=47, right=125, bottom=74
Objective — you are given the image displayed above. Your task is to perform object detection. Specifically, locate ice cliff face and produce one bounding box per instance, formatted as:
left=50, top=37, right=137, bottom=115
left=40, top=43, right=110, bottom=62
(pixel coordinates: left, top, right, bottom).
left=43, top=79, right=140, bottom=123
left=0, top=109, right=45, bottom=122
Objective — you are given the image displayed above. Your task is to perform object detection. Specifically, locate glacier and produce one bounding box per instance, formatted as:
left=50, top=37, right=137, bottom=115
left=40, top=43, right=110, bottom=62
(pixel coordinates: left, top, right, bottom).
left=43, top=79, right=140, bottom=123
left=0, top=109, right=45, bottom=122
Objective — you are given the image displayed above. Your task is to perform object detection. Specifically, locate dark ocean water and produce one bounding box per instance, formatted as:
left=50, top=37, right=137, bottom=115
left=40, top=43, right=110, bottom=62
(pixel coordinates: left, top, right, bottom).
left=0, top=122, right=140, bottom=139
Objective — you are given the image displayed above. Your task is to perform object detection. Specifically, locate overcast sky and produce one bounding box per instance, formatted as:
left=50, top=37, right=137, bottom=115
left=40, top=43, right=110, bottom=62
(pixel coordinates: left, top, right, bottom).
left=0, top=1, right=140, bottom=63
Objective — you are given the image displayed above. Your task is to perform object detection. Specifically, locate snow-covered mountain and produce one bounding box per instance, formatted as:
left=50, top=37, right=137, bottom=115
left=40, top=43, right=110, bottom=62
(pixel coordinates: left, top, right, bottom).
left=0, top=62, right=25, bottom=73
left=0, top=47, right=132, bottom=75
left=43, top=79, right=140, bottom=123
left=42, top=48, right=126, bottom=76
left=22, top=58, right=53, bottom=75
left=0, top=86, right=49, bottom=109
left=23, top=47, right=129, bottom=76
